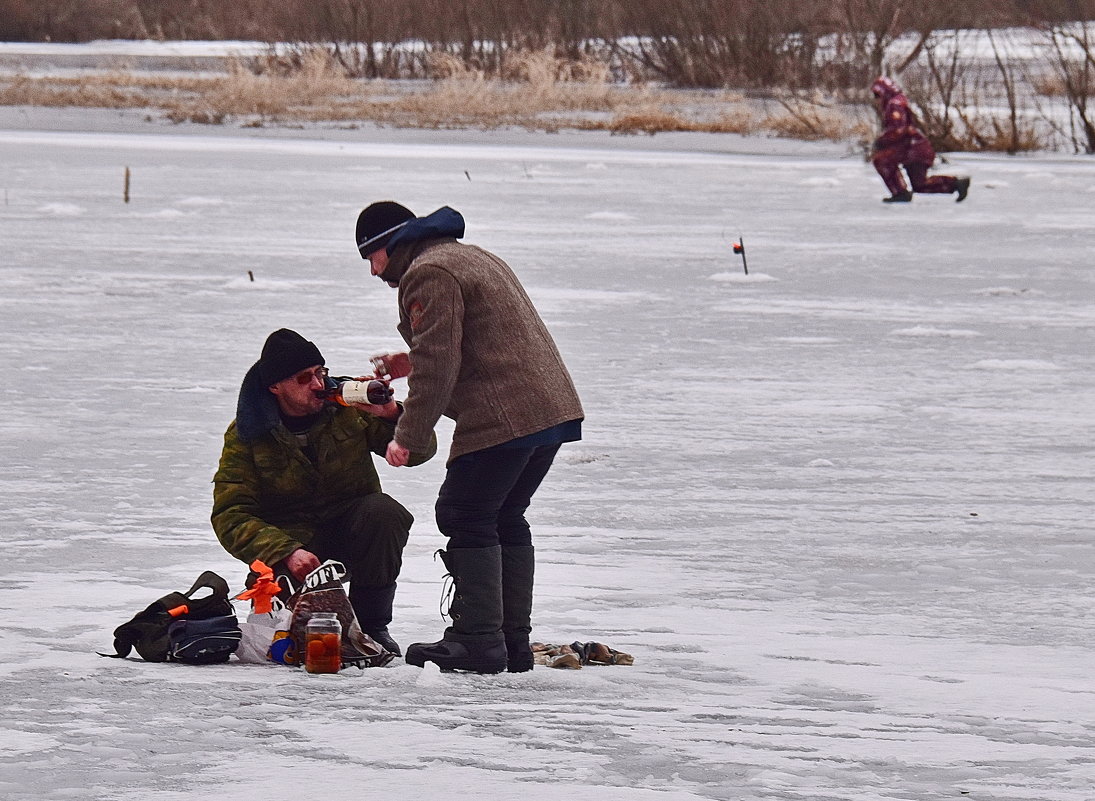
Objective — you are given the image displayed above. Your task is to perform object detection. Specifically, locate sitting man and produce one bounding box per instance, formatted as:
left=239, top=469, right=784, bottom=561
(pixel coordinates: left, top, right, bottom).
left=211, top=328, right=436, bottom=655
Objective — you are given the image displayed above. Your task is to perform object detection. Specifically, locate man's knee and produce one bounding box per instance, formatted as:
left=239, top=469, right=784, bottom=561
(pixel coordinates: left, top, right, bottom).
left=434, top=496, right=477, bottom=534
left=872, top=148, right=899, bottom=170
left=341, top=493, right=413, bottom=536
left=496, top=514, right=532, bottom=547
left=369, top=493, right=414, bottom=530
left=905, top=163, right=930, bottom=191
left=435, top=498, right=498, bottom=549
left=313, top=494, right=411, bottom=584
left=315, top=495, right=412, bottom=568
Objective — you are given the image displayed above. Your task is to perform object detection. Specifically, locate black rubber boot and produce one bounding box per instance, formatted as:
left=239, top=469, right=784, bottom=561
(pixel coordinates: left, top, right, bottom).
left=350, top=582, right=401, bottom=656
left=405, top=547, right=507, bottom=674
left=883, top=190, right=913, bottom=203
left=501, top=545, right=535, bottom=673
left=955, top=177, right=971, bottom=202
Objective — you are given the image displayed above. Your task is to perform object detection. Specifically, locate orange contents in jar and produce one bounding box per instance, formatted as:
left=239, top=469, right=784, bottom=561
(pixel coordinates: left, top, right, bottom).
left=304, top=631, right=341, bottom=674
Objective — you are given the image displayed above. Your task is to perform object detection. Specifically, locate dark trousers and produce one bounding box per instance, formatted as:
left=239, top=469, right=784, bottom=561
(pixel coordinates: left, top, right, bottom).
left=435, top=443, right=562, bottom=550
left=277, top=493, right=412, bottom=629
left=309, top=493, right=413, bottom=586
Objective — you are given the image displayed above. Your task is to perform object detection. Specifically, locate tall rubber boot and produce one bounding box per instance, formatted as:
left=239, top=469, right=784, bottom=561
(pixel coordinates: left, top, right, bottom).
left=501, top=545, right=535, bottom=672
left=405, top=546, right=507, bottom=674
left=350, top=582, right=400, bottom=656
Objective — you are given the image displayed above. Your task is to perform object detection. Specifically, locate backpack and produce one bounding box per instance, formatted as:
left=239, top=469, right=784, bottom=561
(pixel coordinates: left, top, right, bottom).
left=100, top=571, right=241, bottom=664
left=166, top=614, right=243, bottom=664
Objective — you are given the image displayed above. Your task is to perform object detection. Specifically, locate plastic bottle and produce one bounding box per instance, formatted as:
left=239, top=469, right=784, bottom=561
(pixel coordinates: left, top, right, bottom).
left=304, top=612, right=342, bottom=674
left=317, top=379, right=393, bottom=406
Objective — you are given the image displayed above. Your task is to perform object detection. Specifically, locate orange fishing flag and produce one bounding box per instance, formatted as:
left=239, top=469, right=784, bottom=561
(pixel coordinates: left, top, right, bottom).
left=234, top=560, right=282, bottom=614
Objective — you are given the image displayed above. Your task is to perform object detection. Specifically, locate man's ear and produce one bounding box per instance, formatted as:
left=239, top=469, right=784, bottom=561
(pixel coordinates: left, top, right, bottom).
left=268, top=384, right=282, bottom=397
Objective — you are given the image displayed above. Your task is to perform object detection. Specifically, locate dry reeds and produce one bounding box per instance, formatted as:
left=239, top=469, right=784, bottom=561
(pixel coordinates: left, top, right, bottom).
left=763, top=95, right=874, bottom=141
left=164, top=50, right=363, bottom=123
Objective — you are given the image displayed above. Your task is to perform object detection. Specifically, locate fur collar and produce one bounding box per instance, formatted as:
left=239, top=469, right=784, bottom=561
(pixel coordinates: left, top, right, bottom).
left=235, top=362, right=284, bottom=444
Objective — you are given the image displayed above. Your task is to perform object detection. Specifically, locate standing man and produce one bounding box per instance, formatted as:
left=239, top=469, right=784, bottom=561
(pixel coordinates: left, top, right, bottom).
left=870, top=76, right=970, bottom=203
left=355, top=202, right=584, bottom=674
left=211, top=328, right=436, bottom=656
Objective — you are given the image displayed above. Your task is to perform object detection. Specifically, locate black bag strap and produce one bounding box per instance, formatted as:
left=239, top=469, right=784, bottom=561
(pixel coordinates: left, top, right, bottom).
left=182, top=573, right=229, bottom=604
left=180, top=571, right=234, bottom=620
left=184, top=571, right=230, bottom=601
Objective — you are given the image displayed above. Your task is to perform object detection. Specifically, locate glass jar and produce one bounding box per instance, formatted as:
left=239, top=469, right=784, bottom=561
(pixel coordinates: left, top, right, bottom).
left=304, top=612, right=342, bottom=674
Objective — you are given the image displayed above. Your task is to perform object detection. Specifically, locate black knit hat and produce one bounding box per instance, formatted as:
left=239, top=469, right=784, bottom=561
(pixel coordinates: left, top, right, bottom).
left=356, top=201, right=416, bottom=258
left=257, top=328, right=324, bottom=386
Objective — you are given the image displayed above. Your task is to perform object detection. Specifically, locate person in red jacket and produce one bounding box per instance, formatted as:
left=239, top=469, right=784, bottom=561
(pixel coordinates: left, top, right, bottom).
left=870, top=76, right=970, bottom=203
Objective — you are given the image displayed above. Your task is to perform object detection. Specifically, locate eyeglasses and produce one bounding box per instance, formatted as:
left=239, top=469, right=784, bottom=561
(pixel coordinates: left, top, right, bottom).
left=292, top=366, right=328, bottom=385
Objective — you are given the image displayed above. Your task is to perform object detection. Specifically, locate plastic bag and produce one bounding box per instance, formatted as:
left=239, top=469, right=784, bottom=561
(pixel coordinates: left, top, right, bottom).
left=234, top=560, right=293, bottom=664
left=236, top=605, right=292, bottom=664
left=286, top=561, right=393, bottom=668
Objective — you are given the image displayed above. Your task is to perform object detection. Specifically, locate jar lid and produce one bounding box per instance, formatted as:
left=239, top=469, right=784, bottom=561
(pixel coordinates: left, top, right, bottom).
left=309, top=612, right=339, bottom=620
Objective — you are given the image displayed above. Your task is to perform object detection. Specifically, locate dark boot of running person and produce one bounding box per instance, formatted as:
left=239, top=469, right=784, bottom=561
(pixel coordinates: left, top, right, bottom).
left=955, top=176, right=971, bottom=202
left=501, top=545, right=535, bottom=673
left=350, top=582, right=401, bottom=656
left=405, top=547, right=507, bottom=674
left=883, top=190, right=913, bottom=203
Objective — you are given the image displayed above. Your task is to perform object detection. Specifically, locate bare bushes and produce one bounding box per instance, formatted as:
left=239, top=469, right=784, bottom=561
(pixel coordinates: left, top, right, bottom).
left=895, top=28, right=1058, bottom=154
left=1037, top=21, right=1095, bottom=153
left=256, top=41, right=430, bottom=81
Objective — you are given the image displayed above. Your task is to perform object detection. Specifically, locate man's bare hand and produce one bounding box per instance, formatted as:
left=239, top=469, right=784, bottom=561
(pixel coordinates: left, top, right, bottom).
left=284, top=548, right=321, bottom=581
left=348, top=398, right=401, bottom=421
left=386, top=440, right=410, bottom=467
left=371, top=352, right=412, bottom=379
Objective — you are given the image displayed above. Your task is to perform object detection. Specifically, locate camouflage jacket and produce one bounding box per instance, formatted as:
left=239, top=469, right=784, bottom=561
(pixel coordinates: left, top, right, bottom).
left=211, top=363, right=436, bottom=568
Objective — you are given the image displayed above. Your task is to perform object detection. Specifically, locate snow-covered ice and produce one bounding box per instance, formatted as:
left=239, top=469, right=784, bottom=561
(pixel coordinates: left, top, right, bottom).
left=0, top=122, right=1093, bottom=800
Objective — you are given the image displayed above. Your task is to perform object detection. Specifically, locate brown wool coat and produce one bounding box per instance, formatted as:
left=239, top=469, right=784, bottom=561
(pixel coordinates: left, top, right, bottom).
left=388, top=238, right=583, bottom=463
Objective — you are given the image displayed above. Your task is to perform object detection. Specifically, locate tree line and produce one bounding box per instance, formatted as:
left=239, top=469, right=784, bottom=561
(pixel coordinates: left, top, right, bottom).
left=2, top=0, right=1093, bottom=151
left=1, top=0, right=1092, bottom=89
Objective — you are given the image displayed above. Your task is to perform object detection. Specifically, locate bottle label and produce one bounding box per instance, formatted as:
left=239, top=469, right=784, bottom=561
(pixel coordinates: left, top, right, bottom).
left=338, top=380, right=392, bottom=405
left=338, top=381, right=371, bottom=403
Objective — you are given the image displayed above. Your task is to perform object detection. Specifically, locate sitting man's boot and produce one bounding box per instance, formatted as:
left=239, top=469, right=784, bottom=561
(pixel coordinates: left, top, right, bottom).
left=501, top=545, right=535, bottom=673
left=955, top=176, right=971, bottom=202
left=405, top=547, right=507, bottom=674
left=883, top=190, right=913, bottom=203
left=350, top=582, right=401, bottom=657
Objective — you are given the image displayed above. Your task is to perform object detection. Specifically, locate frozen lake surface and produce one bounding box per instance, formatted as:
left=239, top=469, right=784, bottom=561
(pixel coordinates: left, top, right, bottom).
left=0, top=124, right=1093, bottom=800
